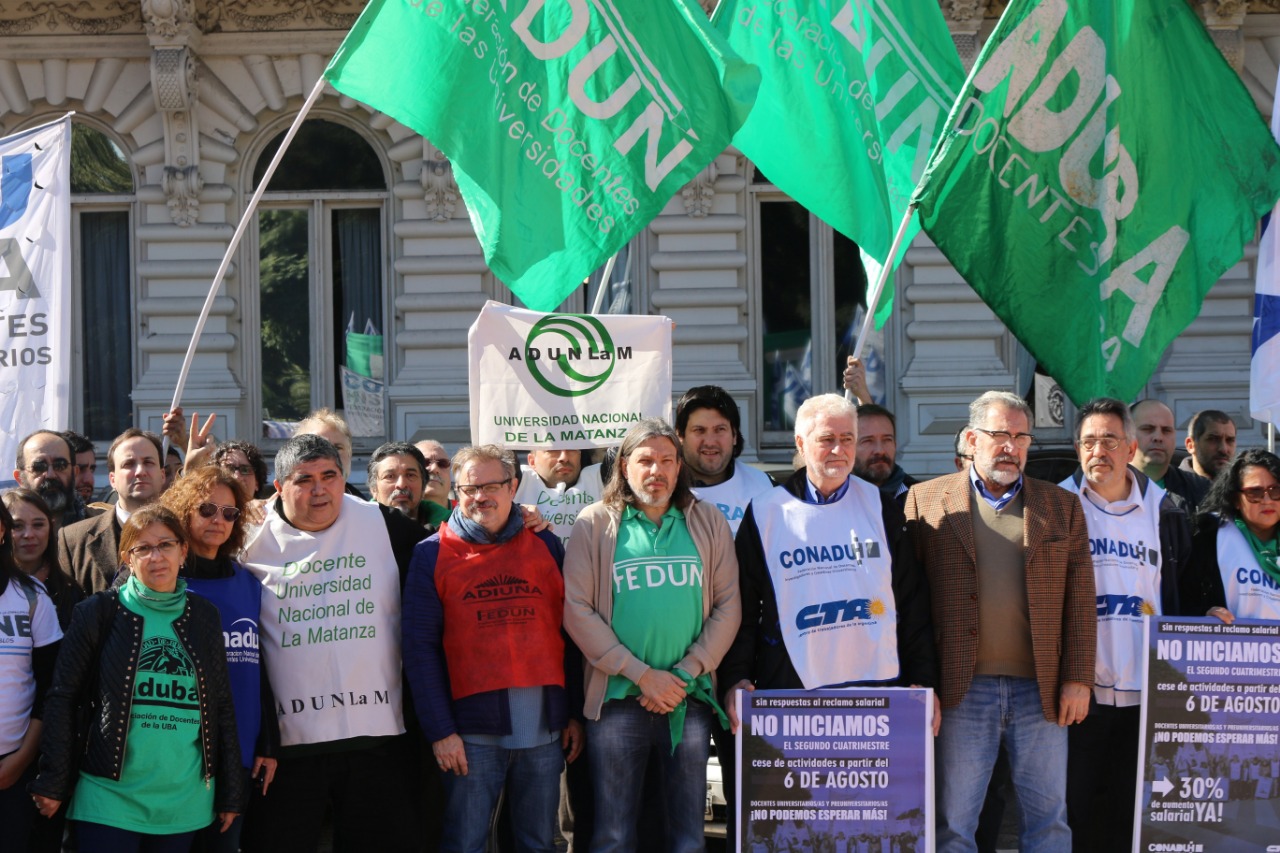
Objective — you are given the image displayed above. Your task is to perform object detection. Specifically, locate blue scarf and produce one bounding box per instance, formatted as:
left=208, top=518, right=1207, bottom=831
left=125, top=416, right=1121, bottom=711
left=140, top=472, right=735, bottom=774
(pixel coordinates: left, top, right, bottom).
left=447, top=505, right=524, bottom=545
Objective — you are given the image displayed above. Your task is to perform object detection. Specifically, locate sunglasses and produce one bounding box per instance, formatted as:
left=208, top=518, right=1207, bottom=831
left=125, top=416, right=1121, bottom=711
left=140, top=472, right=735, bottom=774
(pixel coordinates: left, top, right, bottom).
left=26, top=459, right=70, bottom=475
left=197, top=502, right=242, bottom=522
left=1240, top=485, right=1280, bottom=504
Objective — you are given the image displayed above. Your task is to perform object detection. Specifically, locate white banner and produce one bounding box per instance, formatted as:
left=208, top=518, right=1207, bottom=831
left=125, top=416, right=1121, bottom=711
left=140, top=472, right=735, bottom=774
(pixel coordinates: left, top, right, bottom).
left=339, top=366, right=384, bottom=438
left=0, top=116, right=71, bottom=480
left=468, top=301, right=673, bottom=449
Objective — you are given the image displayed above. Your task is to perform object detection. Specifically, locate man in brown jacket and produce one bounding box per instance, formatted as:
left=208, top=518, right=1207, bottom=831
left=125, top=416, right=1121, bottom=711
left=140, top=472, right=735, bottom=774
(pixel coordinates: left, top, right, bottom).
left=906, top=391, right=1095, bottom=853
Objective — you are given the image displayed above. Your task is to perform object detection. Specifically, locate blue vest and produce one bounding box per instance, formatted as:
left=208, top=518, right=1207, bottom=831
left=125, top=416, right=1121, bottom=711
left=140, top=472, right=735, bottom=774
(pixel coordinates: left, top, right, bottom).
left=186, top=564, right=263, bottom=768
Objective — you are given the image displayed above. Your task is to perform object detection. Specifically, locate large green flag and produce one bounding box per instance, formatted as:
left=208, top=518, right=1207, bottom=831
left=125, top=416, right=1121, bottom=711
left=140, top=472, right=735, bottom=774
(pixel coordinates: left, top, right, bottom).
left=714, top=0, right=964, bottom=327
left=912, top=0, right=1280, bottom=404
left=326, top=0, right=759, bottom=311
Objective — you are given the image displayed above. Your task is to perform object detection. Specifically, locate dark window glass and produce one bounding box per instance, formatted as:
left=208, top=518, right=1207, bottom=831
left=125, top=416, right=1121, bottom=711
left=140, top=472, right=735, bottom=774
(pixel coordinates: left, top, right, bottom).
left=760, top=201, right=812, bottom=431
left=259, top=209, right=311, bottom=420
left=81, top=211, right=131, bottom=437
left=254, top=120, right=385, bottom=191
left=70, top=125, right=132, bottom=194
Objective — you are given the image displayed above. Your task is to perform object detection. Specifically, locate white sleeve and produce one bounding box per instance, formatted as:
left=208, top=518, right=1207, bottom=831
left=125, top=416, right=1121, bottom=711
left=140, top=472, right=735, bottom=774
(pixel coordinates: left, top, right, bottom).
left=30, top=587, right=62, bottom=647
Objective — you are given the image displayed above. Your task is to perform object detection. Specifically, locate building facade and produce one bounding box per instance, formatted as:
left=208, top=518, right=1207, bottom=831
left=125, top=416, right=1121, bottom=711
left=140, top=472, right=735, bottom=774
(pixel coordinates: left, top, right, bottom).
left=1, top=0, right=1275, bottom=478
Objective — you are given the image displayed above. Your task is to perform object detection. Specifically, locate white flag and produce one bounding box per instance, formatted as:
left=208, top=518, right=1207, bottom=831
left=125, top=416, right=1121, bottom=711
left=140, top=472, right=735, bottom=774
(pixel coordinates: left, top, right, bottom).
left=1253, top=70, right=1280, bottom=433
left=468, top=301, right=673, bottom=450
left=0, top=115, right=72, bottom=482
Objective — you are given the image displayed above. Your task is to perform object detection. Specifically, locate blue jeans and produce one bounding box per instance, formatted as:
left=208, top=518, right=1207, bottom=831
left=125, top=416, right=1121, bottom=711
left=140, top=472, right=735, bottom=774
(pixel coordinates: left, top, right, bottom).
left=76, top=821, right=197, bottom=853
left=936, top=676, right=1070, bottom=853
left=588, top=697, right=711, bottom=853
left=442, top=738, right=563, bottom=853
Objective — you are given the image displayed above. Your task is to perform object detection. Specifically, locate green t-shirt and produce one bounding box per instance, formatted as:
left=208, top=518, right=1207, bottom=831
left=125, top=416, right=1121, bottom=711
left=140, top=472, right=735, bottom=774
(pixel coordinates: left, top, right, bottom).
left=70, top=577, right=214, bottom=834
left=605, top=504, right=704, bottom=702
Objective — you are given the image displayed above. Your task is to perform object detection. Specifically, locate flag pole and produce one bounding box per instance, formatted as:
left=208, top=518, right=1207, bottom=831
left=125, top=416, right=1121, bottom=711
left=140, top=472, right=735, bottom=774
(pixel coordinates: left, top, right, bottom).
left=1270, top=422, right=1275, bottom=454
left=844, top=204, right=917, bottom=402
left=163, top=75, right=329, bottom=456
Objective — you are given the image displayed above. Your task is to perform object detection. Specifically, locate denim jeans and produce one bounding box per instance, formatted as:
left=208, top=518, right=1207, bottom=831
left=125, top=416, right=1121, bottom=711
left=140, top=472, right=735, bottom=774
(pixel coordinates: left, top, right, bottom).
left=588, top=697, right=711, bottom=853
left=936, top=675, right=1071, bottom=853
left=76, top=821, right=197, bottom=853
left=442, top=738, right=563, bottom=853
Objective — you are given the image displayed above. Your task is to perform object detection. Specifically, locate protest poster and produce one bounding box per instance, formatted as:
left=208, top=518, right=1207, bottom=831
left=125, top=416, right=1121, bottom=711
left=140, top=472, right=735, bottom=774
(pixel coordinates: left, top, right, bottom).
left=1137, top=617, right=1280, bottom=852
left=737, top=688, right=933, bottom=853
left=467, top=300, right=672, bottom=450
left=0, top=116, right=71, bottom=484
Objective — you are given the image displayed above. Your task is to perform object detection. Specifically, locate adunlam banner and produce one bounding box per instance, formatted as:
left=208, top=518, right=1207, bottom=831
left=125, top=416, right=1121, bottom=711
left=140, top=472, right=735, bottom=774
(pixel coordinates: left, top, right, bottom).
left=0, top=116, right=71, bottom=483
left=737, top=688, right=934, bottom=853
left=468, top=300, right=672, bottom=449
left=1137, top=617, right=1280, bottom=852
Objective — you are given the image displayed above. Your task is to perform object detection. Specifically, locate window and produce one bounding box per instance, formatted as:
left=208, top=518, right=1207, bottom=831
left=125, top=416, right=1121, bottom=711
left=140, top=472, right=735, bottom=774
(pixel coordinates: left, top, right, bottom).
left=752, top=168, right=867, bottom=445
left=70, top=123, right=133, bottom=439
left=252, top=120, right=387, bottom=428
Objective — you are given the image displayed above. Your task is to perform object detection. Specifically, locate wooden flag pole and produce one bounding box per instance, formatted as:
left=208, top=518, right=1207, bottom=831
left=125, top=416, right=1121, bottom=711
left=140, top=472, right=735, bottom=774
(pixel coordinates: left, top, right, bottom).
left=162, top=75, right=328, bottom=456
left=844, top=204, right=917, bottom=403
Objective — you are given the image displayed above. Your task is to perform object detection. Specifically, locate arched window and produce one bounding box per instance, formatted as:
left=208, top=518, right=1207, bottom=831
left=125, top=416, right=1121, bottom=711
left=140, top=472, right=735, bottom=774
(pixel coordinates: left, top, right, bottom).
left=750, top=165, right=868, bottom=442
left=71, top=122, right=134, bottom=439
left=251, top=119, right=387, bottom=428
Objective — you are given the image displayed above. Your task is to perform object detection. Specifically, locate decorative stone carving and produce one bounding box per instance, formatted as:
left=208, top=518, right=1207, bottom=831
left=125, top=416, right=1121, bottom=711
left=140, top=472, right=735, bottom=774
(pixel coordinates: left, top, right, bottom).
left=151, top=46, right=204, bottom=225
left=421, top=145, right=459, bottom=222
left=681, top=161, right=718, bottom=218
left=142, top=0, right=193, bottom=40
left=205, top=0, right=364, bottom=32
left=943, top=0, right=987, bottom=21
left=163, top=165, right=203, bottom=227
left=0, top=2, right=140, bottom=36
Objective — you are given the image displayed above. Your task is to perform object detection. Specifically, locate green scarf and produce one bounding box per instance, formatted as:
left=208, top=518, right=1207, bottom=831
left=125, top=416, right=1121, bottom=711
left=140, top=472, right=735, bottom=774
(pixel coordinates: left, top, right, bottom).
left=668, top=668, right=729, bottom=753
left=121, top=575, right=188, bottom=614
left=1234, top=518, right=1280, bottom=585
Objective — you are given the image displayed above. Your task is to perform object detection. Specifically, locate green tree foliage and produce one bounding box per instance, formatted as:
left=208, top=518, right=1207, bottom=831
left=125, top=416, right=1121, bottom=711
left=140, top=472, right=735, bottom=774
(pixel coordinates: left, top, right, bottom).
left=259, top=209, right=312, bottom=420
left=70, top=124, right=132, bottom=194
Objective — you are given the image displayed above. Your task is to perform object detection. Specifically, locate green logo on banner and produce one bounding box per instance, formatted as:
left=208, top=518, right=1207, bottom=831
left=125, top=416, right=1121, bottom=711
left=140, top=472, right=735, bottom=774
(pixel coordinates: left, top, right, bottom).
left=525, top=314, right=616, bottom=398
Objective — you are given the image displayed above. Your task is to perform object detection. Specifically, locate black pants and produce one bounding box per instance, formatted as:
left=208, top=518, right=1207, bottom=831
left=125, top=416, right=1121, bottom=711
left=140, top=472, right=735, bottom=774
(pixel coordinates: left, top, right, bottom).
left=1067, top=702, right=1140, bottom=853
left=241, top=735, right=419, bottom=853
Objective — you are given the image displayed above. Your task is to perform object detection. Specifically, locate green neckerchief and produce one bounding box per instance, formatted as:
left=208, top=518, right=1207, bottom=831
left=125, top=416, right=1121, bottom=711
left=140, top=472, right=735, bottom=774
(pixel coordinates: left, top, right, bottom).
left=120, top=575, right=188, bottom=614
left=668, top=668, right=729, bottom=754
left=1234, top=518, right=1280, bottom=585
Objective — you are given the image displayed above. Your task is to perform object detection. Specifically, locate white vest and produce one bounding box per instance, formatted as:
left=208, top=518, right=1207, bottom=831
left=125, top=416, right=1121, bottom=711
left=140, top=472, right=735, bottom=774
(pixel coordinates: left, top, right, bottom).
left=755, top=477, right=898, bottom=687
left=513, top=463, right=603, bottom=551
left=1060, top=475, right=1163, bottom=705
left=243, top=494, right=405, bottom=746
left=690, top=461, right=775, bottom=536
left=1217, top=522, right=1280, bottom=620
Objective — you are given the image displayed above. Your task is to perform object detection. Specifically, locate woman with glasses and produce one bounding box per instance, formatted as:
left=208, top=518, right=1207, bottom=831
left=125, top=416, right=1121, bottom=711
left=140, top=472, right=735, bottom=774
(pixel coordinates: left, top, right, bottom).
left=31, top=505, right=244, bottom=853
left=4, top=488, right=84, bottom=630
left=1186, top=449, right=1280, bottom=621
left=211, top=441, right=269, bottom=501
left=162, top=466, right=278, bottom=853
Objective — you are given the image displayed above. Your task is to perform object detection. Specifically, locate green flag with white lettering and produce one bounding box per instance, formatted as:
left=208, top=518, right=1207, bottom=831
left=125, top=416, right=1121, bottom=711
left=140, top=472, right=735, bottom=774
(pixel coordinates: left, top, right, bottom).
left=714, top=0, right=963, bottom=327
left=326, top=0, right=759, bottom=311
left=912, top=0, right=1280, bottom=404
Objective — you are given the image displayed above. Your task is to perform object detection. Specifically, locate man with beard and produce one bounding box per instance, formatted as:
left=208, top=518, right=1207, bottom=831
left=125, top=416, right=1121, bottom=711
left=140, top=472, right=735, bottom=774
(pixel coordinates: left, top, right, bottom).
left=675, top=385, right=774, bottom=536
left=58, top=429, right=165, bottom=594
left=416, top=438, right=454, bottom=514
left=368, top=441, right=450, bottom=533
left=1130, top=400, right=1210, bottom=515
left=906, top=391, right=1095, bottom=853
left=63, top=430, right=98, bottom=504
left=514, top=448, right=604, bottom=551
left=1183, top=409, right=1237, bottom=481
left=853, top=403, right=918, bottom=508
left=1058, top=398, right=1191, bottom=852
left=564, top=418, right=740, bottom=853
left=13, top=430, right=86, bottom=526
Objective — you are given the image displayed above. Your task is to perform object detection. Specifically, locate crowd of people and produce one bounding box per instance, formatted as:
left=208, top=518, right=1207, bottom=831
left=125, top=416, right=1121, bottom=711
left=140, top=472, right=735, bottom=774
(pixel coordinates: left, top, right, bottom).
left=0, top=368, right=1276, bottom=853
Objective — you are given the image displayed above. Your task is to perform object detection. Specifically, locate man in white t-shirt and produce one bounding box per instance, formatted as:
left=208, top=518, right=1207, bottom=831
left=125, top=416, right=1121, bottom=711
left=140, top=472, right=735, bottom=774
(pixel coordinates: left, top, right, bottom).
left=675, top=385, right=774, bottom=537
left=1059, top=397, right=1190, bottom=853
left=514, top=449, right=604, bottom=552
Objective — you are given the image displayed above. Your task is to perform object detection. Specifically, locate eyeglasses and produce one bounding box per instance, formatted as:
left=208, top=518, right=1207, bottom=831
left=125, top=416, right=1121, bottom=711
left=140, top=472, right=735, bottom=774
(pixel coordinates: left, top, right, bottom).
left=197, top=502, right=241, bottom=522
left=455, top=478, right=512, bottom=498
left=1077, top=437, right=1122, bottom=452
left=1240, top=485, right=1280, bottom=503
left=973, top=428, right=1035, bottom=449
left=127, top=539, right=182, bottom=560
left=223, top=464, right=255, bottom=477
left=26, top=458, right=70, bottom=475
left=75, top=462, right=96, bottom=475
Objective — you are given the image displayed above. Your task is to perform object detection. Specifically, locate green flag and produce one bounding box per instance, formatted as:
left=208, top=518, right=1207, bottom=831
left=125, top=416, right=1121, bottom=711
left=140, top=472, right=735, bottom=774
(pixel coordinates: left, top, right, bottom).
left=713, top=0, right=963, bottom=327
left=326, top=0, right=759, bottom=311
left=912, top=0, right=1280, bottom=404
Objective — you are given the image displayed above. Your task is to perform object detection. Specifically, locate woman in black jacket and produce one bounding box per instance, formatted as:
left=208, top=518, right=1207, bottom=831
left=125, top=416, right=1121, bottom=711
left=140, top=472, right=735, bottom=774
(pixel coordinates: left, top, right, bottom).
left=31, top=505, right=245, bottom=853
